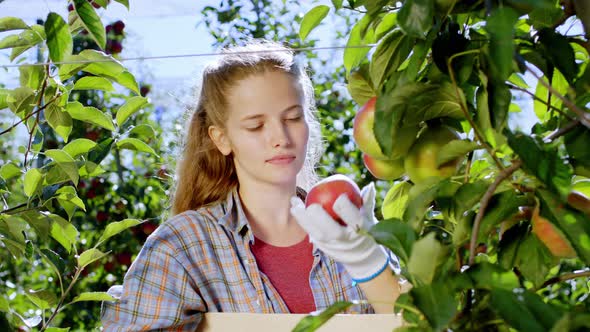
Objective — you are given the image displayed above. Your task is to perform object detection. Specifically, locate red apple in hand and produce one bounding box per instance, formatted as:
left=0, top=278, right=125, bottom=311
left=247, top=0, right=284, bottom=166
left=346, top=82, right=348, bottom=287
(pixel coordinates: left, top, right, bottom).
left=305, top=174, right=363, bottom=226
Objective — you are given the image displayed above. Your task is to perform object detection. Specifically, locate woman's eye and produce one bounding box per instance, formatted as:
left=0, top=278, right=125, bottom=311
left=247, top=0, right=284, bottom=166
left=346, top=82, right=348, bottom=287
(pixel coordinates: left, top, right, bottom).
left=286, top=115, right=302, bottom=122
left=246, top=125, right=263, bottom=131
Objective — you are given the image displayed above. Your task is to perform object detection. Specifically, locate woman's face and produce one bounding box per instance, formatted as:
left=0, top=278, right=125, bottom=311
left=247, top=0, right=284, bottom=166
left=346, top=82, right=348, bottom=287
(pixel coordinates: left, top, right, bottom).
left=209, top=70, right=309, bottom=189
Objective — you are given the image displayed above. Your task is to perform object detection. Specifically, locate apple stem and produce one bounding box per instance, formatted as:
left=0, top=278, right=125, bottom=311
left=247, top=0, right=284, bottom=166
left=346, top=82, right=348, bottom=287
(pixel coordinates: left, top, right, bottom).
left=534, top=270, right=590, bottom=291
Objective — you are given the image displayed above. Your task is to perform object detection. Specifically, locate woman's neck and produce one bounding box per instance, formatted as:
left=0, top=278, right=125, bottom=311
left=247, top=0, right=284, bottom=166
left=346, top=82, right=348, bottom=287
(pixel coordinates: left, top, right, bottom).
left=238, top=182, right=306, bottom=246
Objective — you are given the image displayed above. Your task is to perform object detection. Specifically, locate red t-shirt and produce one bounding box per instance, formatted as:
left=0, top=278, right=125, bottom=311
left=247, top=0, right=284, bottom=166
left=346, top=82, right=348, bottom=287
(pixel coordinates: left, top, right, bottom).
left=250, top=235, right=316, bottom=313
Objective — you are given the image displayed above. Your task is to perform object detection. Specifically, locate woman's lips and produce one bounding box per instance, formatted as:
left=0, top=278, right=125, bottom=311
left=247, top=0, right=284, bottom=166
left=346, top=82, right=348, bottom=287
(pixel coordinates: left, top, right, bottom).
left=266, top=155, right=296, bottom=164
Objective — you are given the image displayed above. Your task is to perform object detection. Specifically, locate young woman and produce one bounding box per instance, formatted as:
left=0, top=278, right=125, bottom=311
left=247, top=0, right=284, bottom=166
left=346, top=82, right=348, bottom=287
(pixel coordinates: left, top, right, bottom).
left=101, top=40, right=401, bottom=330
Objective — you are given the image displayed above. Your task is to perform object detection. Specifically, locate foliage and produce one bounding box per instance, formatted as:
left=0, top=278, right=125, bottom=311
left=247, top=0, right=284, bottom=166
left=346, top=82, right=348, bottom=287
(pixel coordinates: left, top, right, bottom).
left=295, top=0, right=590, bottom=331
left=0, top=1, right=168, bottom=330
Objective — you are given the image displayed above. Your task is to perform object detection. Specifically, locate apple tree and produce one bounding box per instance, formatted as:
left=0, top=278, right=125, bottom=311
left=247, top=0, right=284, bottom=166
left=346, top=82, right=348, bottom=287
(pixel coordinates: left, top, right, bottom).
left=297, top=0, right=590, bottom=331
left=0, top=0, right=168, bottom=330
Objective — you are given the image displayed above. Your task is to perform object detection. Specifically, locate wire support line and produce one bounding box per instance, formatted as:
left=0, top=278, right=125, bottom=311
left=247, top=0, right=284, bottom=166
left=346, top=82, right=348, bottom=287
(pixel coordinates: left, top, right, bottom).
left=0, top=44, right=376, bottom=69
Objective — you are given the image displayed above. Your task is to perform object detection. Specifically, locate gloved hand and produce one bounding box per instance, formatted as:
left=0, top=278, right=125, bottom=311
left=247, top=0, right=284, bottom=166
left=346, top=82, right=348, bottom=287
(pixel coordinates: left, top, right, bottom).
left=290, top=182, right=390, bottom=282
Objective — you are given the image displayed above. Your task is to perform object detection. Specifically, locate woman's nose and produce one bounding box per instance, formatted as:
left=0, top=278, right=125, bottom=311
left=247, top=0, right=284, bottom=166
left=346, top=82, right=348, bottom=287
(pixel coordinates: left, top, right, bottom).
left=270, top=122, right=291, bottom=147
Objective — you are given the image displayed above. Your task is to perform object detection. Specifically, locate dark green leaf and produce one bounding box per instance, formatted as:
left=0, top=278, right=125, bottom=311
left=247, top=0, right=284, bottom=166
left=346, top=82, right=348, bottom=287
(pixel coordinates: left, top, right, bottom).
left=490, top=288, right=560, bottom=332
left=292, top=301, right=352, bottom=332
left=25, top=290, right=57, bottom=310
left=551, top=312, right=590, bottom=332
left=347, top=64, right=375, bottom=105
left=88, top=138, right=114, bottom=164
left=45, top=13, right=73, bottom=63
left=478, top=190, right=530, bottom=239
left=537, top=189, right=590, bottom=264
left=488, top=80, right=511, bottom=131
left=40, top=248, right=67, bottom=275
left=505, top=130, right=573, bottom=198
left=564, top=126, right=590, bottom=167
left=410, top=282, right=457, bottom=331
left=537, top=28, right=578, bottom=84
left=299, top=5, right=330, bottom=41
left=403, top=178, right=448, bottom=230
left=73, top=0, right=106, bottom=49
left=486, top=7, right=519, bottom=83
left=369, top=218, right=417, bottom=263
left=398, top=0, right=434, bottom=39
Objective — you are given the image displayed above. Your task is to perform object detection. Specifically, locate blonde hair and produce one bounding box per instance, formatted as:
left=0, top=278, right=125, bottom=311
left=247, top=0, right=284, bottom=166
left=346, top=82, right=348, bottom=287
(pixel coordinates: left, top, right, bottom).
left=171, top=40, right=323, bottom=215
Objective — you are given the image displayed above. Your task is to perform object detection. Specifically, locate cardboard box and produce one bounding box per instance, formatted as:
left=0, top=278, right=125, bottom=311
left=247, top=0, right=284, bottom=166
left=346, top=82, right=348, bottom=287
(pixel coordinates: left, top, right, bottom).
left=196, top=313, right=403, bottom=332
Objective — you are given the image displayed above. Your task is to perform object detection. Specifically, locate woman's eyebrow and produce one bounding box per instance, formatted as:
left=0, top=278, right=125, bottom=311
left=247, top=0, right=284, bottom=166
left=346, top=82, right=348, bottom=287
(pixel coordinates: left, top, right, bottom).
left=240, top=105, right=303, bottom=122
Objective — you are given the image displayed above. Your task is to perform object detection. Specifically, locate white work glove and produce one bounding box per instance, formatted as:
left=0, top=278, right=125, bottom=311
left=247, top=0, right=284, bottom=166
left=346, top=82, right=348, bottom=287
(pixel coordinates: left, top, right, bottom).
left=290, top=183, right=390, bottom=282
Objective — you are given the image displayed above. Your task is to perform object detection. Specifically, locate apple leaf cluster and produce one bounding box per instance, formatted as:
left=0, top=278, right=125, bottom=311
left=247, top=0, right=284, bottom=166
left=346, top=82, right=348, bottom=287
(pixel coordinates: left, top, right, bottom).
left=298, top=0, right=590, bottom=331
left=0, top=1, right=169, bottom=330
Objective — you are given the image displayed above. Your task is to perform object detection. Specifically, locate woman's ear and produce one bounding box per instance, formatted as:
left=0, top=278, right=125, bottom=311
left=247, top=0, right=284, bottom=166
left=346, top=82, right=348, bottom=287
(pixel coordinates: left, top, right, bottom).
left=208, top=125, right=232, bottom=156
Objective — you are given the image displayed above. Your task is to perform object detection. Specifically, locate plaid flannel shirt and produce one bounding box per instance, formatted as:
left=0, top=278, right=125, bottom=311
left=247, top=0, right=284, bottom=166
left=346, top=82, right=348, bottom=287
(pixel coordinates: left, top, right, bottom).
left=101, top=189, right=379, bottom=331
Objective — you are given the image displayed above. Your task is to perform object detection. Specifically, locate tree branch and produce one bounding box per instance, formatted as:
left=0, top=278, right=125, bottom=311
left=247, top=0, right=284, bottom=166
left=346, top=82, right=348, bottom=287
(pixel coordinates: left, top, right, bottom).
left=468, top=160, right=522, bottom=265
left=506, top=83, right=575, bottom=121
left=535, top=270, right=590, bottom=291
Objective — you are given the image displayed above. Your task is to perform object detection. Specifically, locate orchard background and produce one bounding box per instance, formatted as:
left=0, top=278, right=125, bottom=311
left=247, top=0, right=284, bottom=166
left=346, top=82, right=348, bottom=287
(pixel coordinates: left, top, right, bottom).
left=1, top=0, right=589, bottom=331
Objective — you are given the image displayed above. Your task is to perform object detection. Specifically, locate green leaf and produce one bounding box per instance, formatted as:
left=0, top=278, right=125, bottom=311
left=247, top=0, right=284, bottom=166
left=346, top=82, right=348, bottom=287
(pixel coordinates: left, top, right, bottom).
left=24, top=168, right=43, bottom=197
left=436, top=140, right=480, bottom=167
left=0, top=17, right=29, bottom=32
left=299, top=5, right=330, bottom=41
left=10, top=25, right=46, bottom=60
left=88, top=138, right=114, bottom=164
left=71, top=292, right=115, bottom=303
left=46, top=104, right=73, bottom=142
left=533, top=73, right=566, bottom=122
left=564, top=126, right=590, bottom=168
left=505, top=130, right=572, bottom=198
left=79, top=49, right=126, bottom=78
left=465, top=262, right=520, bottom=290
left=292, top=301, right=352, bottom=332
left=490, top=288, right=560, bottom=332
left=45, top=328, right=70, bottom=332
left=73, top=0, right=106, bottom=49
left=96, top=219, right=142, bottom=247
left=73, top=76, right=114, bottom=92
left=66, top=101, right=115, bottom=131
left=0, top=296, right=9, bottom=312
left=407, top=232, right=445, bottom=284
left=0, top=24, right=45, bottom=49
left=369, top=218, right=416, bottom=263
left=403, top=178, right=446, bottom=230
left=40, top=248, right=66, bottom=275
left=347, top=65, right=375, bottom=105
left=551, top=312, right=590, bottom=332
left=478, top=190, right=529, bottom=239
left=370, top=30, right=413, bottom=88
left=77, top=248, right=109, bottom=268
left=49, top=214, right=79, bottom=253
left=538, top=189, right=590, bottom=264
left=6, top=86, right=35, bottom=116
left=45, top=13, right=73, bottom=63
left=537, top=29, right=578, bottom=84
left=331, top=0, right=343, bottom=10
left=63, top=138, right=97, bottom=157
left=375, top=12, right=397, bottom=41
left=398, top=0, right=433, bottom=39
left=0, top=215, right=27, bottom=256
left=113, top=71, right=140, bottom=94
left=381, top=181, right=412, bottom=220
left=58, top=54, right=88, bottom=80
left=410, top=282, right=457, bottom=331
left=45, top=149, right=75, bottom=163
left=116, top=96, right=148, bottom=127
left=486, top=7, right=519, bottom=83
left=128, top=124, right=156, bottom=139
left=20, top=211, right=52, bottom=241
left=343, top=14, right=374, bottom=74
left=25, top=290, right=57, bottom=310
left=55, top=186, right=86, bottom=220
left=0, top=163, right=22, bottom=180
left=44, top=149, right=79, bottom=185
left=0, top=88, right=9, bottom=110
left=116, top=138, right=158, bottom=156
left=113, top=0, right=130, bottom=9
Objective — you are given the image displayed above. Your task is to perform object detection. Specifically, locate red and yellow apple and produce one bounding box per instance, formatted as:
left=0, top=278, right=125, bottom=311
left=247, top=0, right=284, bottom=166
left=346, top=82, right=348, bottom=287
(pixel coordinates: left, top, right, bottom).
left=363, top=153, right=405, bottom=181
left=353, top=97, right=388, bottom=159
left=404, top=125, right=462, bottom=184
left=531, top=204, right=577, bottom=258
left=306, top=174, right=363, bottom=226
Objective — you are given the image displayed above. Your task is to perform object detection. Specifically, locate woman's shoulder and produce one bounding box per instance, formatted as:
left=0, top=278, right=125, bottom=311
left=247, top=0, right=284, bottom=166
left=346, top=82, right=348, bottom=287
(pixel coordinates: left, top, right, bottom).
left=145, top=204, right=229, bottom=253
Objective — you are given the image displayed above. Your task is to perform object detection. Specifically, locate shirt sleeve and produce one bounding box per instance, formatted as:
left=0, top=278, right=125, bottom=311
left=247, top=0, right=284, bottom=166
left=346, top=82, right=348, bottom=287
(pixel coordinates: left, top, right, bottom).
left=101, top=241, right=204, bottom=331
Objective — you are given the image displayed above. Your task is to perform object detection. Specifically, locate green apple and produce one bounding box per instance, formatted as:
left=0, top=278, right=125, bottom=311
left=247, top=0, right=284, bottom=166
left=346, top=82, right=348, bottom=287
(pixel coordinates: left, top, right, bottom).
left=363, top=153, right=405, bottom=181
